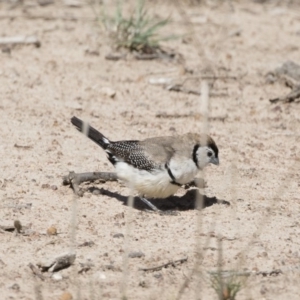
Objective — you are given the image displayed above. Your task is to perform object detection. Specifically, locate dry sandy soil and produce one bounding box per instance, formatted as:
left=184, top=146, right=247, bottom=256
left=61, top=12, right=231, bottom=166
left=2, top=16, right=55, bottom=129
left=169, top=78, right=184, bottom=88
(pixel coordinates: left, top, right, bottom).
left=1, top=0, right=300, bottom=299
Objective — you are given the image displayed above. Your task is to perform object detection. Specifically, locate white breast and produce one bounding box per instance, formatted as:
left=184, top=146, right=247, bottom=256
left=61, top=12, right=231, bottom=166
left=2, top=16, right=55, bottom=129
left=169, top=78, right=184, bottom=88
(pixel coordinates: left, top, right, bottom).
left=168, top=158, right=199, bottom=185
left=115, top=162, right=179, bottom=199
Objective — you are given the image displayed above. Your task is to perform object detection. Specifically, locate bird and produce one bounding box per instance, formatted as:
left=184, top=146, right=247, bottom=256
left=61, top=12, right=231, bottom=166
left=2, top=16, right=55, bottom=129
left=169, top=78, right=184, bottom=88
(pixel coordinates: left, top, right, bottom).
left=71, top=116, right=219, bottom=211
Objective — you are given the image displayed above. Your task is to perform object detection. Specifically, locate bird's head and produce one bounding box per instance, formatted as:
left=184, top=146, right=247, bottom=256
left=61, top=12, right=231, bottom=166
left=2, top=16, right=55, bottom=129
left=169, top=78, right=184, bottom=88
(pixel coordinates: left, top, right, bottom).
left=193, top=135, right=219, bottom=169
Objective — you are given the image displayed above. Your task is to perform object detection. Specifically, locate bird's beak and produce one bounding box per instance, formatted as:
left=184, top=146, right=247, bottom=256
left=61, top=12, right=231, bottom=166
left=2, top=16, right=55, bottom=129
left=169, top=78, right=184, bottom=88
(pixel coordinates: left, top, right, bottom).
left=211, top=157, right=219, bottom=165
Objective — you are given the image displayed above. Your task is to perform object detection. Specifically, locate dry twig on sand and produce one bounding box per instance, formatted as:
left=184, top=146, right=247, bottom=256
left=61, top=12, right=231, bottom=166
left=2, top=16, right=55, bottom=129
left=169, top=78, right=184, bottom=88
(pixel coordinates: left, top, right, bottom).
left=0, top=36, right=40, bottom=47
left=139, top=257, right=188, bottom=272
left=28, top=263, right=46, bottom=281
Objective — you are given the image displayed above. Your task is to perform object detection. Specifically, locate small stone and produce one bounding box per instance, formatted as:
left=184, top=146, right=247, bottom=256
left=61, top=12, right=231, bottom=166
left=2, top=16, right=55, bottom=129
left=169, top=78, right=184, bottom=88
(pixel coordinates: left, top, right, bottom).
left=14, top=220, right=22, bottom=233
left=51, top=185, right=57, bottom=190
left=92, top=189, right=101, bottom=195
left=10, top=283, right=20, bottom=291
left=41, top=183, right=50, bottom=189
left=52, top=273, right=63, bottom=281
left=260, top=284, right=268, bottom=295
left=139, top=280, right=147, bottom=288
left=128, top=251, right=145, bottom=258
left=64, top=0, right=82, bottom=7
left=100, top=87, right=116, bottom=98
left=59, top=291, right=73, bottom=300
left=113, top=233, right=124, bottom=238
left=78, top=241, right=95, bottom=247
left=47, top=226, right=57, bottom=235
left=2, top=47, right=11, bottom=54
left=104, top=264, right=115, bottom=270
left=38, top=0, right=54, bottom=6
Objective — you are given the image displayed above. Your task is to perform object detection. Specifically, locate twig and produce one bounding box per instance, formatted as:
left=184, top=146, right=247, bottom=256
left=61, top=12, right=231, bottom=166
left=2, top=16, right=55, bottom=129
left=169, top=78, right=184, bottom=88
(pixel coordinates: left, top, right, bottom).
left=63, top=171, right=118, bottom=186
left=155, top=112, right=227, bottom=122
left=208, top=268, right=283, bottom=277
left=134, top=53, right=161, bottom=60
left=0, top=36, right=40, bottom=47
left=14, top=144, right=33, bottom=149
left=139, top=257, right=188, bottom=272
left=28, top=263, right=46, bottom=281
left=181, top=75, right=238, bottom=83
left=0, top=14, right=82, bottom=21
left=166, top=84, right=228, bottom=98
left=62, top=171, right=118, bottom=195
left=166, top=84, right=201, bottom=95
left=256, top=269, right=283, bottom=276
left=0, top=225, right=15, bottom=232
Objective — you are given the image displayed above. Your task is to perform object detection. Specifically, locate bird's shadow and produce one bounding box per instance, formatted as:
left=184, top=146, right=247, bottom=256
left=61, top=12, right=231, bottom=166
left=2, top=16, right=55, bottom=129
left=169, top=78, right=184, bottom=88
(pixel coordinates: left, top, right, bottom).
left=87, top=187, right=229, bottom=212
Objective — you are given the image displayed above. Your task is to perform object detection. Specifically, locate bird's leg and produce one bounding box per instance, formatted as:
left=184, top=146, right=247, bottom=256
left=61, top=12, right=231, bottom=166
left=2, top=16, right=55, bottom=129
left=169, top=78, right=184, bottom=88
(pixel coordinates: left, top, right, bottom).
left=140, top=197, right=178, bottom=215
left=62, top=171, right=118, bottom=196
left=139, top=197, right=160, bottom=212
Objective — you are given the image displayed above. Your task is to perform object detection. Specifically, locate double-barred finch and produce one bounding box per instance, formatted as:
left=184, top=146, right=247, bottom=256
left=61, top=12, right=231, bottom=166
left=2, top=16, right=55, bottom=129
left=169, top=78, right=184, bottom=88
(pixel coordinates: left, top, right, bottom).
left=71, top=116, right=219, bottom=210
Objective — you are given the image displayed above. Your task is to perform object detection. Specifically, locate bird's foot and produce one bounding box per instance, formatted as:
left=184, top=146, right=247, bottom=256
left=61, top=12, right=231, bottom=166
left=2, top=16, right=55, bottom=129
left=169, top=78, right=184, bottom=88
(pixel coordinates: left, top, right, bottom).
left=139, top=197, right=179, bottom=215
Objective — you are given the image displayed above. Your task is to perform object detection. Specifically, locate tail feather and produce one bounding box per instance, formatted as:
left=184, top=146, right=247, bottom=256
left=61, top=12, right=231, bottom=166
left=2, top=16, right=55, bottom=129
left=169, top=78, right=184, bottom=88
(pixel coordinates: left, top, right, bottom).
left=71, top=116, right=110, bottom=149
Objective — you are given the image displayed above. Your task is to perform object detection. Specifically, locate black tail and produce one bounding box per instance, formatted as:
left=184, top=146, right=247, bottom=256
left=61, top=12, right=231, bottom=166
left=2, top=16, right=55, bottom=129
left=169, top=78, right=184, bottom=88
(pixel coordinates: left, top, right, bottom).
left=71, top=116, right=110, bottom=149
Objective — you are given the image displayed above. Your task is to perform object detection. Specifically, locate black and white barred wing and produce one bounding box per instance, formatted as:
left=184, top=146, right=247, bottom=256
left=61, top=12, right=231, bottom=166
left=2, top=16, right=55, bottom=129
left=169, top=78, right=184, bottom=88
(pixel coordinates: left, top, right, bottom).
left=106, top=140, right=173, bottom=171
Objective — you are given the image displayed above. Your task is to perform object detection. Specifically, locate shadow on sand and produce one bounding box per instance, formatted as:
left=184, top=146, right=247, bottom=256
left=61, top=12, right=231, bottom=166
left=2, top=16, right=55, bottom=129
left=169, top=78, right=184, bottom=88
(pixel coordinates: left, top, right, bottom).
left=87, top=187, right=230, bottom=212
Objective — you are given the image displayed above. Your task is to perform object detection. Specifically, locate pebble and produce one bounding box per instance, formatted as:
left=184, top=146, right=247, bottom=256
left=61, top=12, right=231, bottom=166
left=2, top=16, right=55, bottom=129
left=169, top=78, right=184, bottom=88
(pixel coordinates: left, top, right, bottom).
left=128, top=251, right=145, bottom=258
left=59, top=291, right=72, bottom=300
left=113, top=233, right=124, bottom=238
left=100, top=87, right=116, bottom=98
left=47, top=226, right=57, bottom=235
left=52, top=273, right=63, bottom=281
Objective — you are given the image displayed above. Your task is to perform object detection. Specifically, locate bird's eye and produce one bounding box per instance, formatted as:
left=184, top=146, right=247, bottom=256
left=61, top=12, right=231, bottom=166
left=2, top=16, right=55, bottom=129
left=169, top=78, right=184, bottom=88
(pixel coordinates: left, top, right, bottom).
left=207, top=151, right=213, bottom=157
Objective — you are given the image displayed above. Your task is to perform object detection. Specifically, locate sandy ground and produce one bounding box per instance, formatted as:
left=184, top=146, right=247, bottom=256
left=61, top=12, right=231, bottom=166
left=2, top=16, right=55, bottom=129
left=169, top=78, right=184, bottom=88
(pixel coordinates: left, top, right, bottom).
left=1, top=0, right=300, bottom=299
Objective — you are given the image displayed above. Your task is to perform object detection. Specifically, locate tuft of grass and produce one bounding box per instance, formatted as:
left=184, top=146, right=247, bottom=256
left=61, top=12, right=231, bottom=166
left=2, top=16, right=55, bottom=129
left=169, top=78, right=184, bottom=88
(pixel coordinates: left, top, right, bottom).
left=210, top=271, right=242, bottom=300
left=97, top=0, right=176, bottom=53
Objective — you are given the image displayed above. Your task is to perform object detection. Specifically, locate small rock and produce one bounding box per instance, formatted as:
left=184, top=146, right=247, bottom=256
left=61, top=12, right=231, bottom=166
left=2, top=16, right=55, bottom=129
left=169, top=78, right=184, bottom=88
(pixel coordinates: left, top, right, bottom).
left=113, top=233, right=124, bottom=238
left=1, top=47, right=11, bottom=54
left=14, top=220, right=22, bottom=233
left=128, top=251, right=145, bottom=258
left=104, top=264, right=115, bottom=271
left=64, top=0, right=82, bottom=7
left=38, top=0, right=54, bottom=6
left=139, top=280, right=147, bottom=288
left=59, top=291, right=73, bottom=300
left=92, top=189, right=101, bottom=195
left=41, top=183, right=50, bottom=189
left=51, top=185, right=57, bottom=190
left=95, top=272, right=106, bottom=280
left=47, top=226, right=57, bottom=236
left=52, top=272, right=63, bottom=281
left=9, top=283, right=20, bottom=291
left=105, top=53, right=125, bottom=61
left=49, top=252, right=76, bottom=272
left=78, top=241, right=95, bottom=247
left=100, top=87, right=116, bottom=98
left=260, top=284, right=268, bottom=295
left=148, top=77, right=172, bottom=85
left=85, top=49, right=100, bottom=56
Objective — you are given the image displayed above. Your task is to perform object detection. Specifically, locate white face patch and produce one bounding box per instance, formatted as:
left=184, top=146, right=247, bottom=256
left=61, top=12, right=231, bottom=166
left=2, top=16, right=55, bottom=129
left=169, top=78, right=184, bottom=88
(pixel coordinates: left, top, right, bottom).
left=196, top=146, right=215, bottom=169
